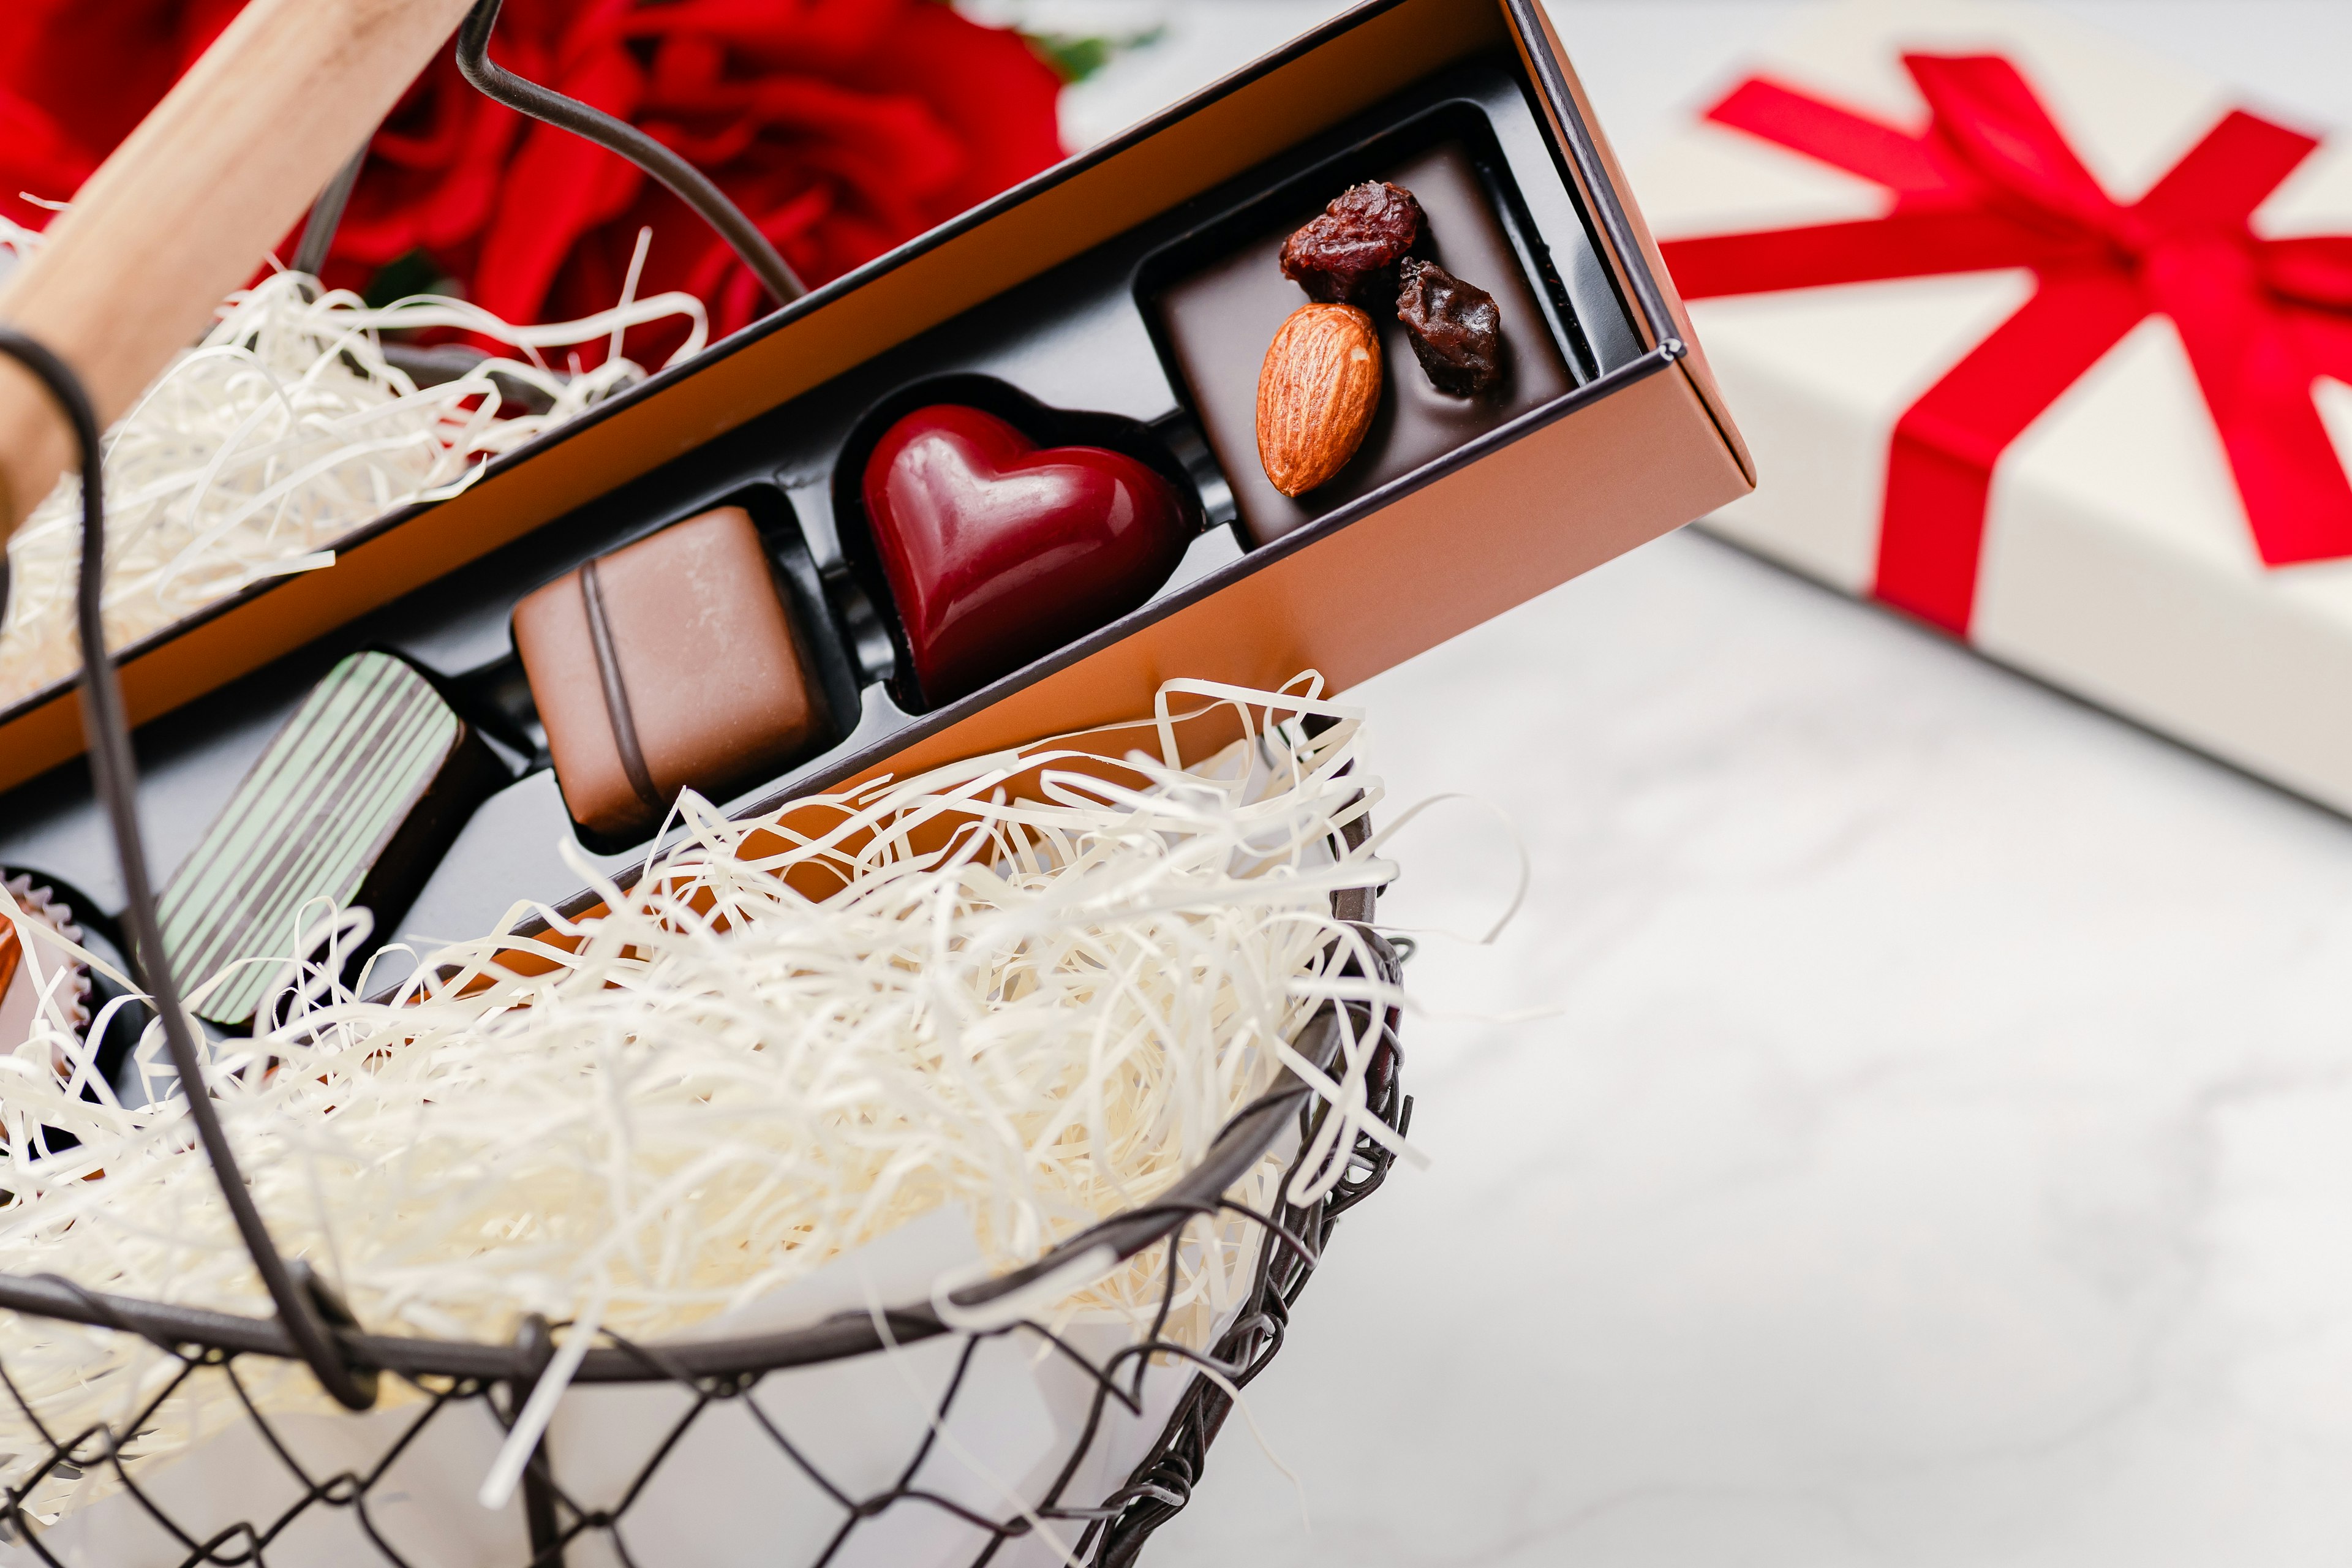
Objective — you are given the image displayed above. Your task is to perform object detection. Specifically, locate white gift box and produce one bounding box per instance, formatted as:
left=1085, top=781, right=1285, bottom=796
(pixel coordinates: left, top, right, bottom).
left=1636, top=0, right=2352, bottom=812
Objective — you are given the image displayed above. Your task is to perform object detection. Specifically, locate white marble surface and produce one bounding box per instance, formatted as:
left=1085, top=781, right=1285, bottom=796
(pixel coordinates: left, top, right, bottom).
left=976, top=2, right=2352, bottom=1562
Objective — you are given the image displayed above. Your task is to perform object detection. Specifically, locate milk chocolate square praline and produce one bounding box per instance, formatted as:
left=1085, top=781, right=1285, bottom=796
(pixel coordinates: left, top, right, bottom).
left=515, top=505, right=822, bottom=842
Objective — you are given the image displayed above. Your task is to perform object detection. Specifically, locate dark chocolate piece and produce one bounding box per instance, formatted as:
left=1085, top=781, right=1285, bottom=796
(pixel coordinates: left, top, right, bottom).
left=1396, top=258, right=1501, bottom=394
left=514, top=505, right=823, bottom=842
left=1158, top=141, right=1572, bottom=548
left=1279, top=181, right=1424, bottom=305
left=156, top=651, right=505, bottom=1027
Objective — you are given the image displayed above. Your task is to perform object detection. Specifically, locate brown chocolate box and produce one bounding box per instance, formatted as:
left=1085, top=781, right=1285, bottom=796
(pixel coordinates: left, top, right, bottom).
left=0, top=0, right=1751, bottom=942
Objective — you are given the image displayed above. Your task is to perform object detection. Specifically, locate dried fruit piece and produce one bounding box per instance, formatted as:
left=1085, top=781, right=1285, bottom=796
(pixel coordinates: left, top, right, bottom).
left=1280, top=181, right=1425, bottom=305
left=1396, top=258, right=1501, bottom=394
left=1256, top=304, right=1382, bottom=497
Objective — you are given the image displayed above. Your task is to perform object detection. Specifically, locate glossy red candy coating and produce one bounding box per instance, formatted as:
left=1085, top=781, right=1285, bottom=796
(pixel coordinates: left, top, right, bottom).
left=861, top=404, right=1189, bottom=706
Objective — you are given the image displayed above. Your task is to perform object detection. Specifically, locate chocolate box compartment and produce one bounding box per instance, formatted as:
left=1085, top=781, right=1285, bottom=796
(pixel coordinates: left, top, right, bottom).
left=0, top=0, right=1751, bottom=974
left=826, top=374, right=1218, bottom=714
left=1151, top=116, right=1581, bottom=546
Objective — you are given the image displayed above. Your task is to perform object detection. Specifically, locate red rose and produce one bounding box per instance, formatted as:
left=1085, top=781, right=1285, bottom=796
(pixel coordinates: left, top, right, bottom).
left=0, top=0, right=244, bottom=216
left=0, top=0, right=1066, bottom=360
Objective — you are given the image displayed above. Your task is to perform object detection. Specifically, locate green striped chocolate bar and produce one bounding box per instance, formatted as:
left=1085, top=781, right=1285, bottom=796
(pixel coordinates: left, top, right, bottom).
left=158, top=651, right=503, bottom=1027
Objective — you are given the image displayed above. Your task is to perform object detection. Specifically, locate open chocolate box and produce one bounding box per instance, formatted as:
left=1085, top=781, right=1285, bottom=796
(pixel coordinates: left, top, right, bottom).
left=0, top=0, right=1749, bottom=1022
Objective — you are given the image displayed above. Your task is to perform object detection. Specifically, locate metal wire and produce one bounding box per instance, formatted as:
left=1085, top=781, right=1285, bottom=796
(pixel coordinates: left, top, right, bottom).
left=291, top=3, right=809, bottom=310
left=292, top=146, right=368, bottom=281
left=454, top=0, right=806, bottom=309
left=0, top=326, right=377, bottom=1414
left=0, top=984, right=1407, bottom=1565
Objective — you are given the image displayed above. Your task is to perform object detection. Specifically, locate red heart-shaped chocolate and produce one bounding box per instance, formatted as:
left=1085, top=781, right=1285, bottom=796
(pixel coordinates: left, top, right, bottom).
left=861, top=405, right=1190, bottom=706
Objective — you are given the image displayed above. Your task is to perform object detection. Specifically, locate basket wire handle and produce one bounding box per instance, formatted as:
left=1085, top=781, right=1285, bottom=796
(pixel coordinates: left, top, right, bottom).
left=291, top=146, right=368, bottom=281
left=0, top=326, right=379, bottom=1412
left=453, top=0, right=807, bottom=309
left=0, top=0, right=821, bottom=1419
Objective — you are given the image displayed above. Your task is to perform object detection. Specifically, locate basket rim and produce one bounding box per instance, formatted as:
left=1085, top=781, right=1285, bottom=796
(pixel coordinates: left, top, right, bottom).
left=0, top=978, right=1368, bottom=1385
left=0, top=834, right=1383, bottom=1387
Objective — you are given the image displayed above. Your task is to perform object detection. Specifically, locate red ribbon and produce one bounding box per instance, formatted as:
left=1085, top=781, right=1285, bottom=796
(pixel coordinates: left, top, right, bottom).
left=1660, top=55, right=2352, bottom=634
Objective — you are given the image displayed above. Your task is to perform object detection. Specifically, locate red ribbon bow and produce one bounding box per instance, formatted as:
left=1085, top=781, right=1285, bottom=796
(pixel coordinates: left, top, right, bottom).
left=1660, top=54, right=2352, bottom=633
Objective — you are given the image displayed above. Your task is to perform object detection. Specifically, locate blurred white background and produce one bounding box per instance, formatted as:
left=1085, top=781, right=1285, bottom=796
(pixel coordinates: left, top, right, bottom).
left=968, top=4, right=2352, bottom=1563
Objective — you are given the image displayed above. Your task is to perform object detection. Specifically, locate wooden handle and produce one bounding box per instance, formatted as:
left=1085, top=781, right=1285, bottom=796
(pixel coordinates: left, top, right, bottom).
left=0, top=0, right=478, bottom=537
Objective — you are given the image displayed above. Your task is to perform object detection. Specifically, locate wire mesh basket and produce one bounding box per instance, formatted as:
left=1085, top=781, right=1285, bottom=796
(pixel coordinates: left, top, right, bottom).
left=0, top=11, right=1411, bottom=1557
left=0, top=929, right=1405, bottom=1568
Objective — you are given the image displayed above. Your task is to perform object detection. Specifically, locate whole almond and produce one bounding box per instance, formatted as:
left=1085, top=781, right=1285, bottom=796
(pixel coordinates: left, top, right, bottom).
left=1255, top=303, right=1381, bottom=497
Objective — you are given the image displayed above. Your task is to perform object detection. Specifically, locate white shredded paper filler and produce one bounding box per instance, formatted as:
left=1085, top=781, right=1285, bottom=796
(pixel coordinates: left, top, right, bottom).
left=0, top=679, right=1414, bottom=1525
left=0, top=217, right=709, bottom=710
